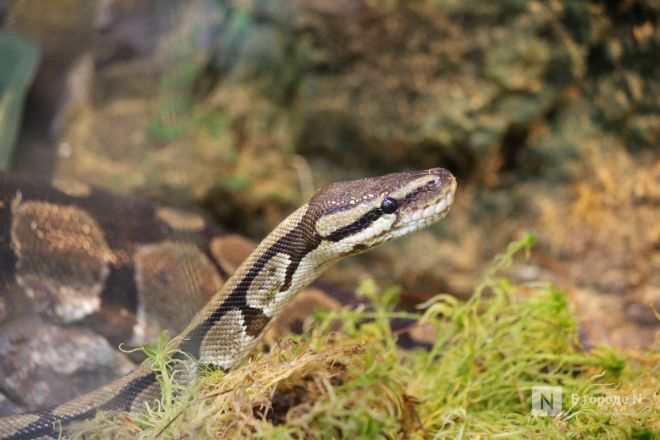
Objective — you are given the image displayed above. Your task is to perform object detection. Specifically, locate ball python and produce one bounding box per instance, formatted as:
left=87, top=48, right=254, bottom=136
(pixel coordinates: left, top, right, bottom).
left=0, top=172, right=349, bottom=416
left=0, top=167, right=457, bottom=439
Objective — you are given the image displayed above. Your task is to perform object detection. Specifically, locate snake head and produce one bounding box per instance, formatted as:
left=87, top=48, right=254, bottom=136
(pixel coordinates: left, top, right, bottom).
left=311, top=168, right=457, bottom=256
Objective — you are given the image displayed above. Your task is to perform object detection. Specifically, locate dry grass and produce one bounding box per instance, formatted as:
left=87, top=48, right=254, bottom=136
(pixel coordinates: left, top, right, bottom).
left=72, top=235, right=658, bottom=439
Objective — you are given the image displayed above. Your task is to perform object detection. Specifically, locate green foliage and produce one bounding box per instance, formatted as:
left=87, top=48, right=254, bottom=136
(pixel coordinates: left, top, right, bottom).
left=77, top=236, right=658, bottom=439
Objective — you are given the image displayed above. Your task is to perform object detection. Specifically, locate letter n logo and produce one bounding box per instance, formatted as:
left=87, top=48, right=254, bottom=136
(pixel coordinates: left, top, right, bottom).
left=531, top=386, right=562, bottom=416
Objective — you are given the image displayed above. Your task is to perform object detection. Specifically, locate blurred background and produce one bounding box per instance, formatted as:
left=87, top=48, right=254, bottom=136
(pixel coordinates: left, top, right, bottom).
left=0, top=0, right=657, bottom=351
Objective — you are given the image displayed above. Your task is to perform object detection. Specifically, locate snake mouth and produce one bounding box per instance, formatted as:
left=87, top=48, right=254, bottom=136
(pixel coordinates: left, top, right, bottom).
left=405, top=191, right=454, bottom=223
left=315, top=167, right=457, bottom=255
left=393, top=169, right=457, bottom=236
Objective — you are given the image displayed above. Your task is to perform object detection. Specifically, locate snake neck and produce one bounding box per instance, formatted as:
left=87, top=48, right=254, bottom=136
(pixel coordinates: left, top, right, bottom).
left=0, top=168, right=457, bottom=439
left=176, top=204, right=330, bottom=370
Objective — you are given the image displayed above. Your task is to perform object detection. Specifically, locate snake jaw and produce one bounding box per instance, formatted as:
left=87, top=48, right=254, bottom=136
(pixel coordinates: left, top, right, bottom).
left=316, top=168, right=457, bottom=255
left=385, top=168, right=457, bottom=241
left=400, top=181, right=455, bottom=226
left=0, top=168, right=458, bottom=439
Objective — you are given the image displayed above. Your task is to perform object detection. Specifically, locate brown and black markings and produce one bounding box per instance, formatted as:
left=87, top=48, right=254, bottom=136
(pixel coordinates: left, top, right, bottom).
left=178, top=169, right=456, bottom=365
left=0, top=369, right=159, bottom=440
left=0, top=172, right=358, bottom=424
left=180, top=204, right=324, bottom=360
left=0, top=173, right=230, bottom=345
left=0, top=173, right=265, bottom=423
left=178, top=173, right=415, bottom=360
left=0, top=168, right=457, bottom=439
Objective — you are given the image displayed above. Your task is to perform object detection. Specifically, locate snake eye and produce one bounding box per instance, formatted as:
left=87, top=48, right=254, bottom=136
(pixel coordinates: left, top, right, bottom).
left=380, top=197, right=398, bottom=214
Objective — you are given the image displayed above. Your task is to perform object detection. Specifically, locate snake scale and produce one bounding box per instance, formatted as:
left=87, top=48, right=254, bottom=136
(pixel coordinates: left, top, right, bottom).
left=0, top=168, right=456, bottom=439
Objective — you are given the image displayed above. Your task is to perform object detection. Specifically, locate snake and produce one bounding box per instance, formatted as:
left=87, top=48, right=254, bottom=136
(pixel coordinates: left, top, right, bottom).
left=0, top=167, right=457, bottom=439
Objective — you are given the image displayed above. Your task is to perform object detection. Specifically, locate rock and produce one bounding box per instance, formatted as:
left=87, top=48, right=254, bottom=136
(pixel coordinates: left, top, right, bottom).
left=0, top=319, right=135, bottom=414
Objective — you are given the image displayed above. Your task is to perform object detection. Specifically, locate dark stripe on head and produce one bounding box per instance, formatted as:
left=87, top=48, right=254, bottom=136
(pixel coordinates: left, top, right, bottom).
left=324, top=208, right=383, bottom=242
left=400, top=179, right=437, bottom=205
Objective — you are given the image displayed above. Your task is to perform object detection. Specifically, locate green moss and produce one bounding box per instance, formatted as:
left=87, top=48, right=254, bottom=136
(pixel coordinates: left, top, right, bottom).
left=75, top=235, right=658, bottom=439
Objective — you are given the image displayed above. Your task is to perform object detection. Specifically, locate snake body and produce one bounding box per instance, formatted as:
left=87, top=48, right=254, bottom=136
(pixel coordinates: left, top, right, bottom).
left=0, top=168, right=456, bottom=439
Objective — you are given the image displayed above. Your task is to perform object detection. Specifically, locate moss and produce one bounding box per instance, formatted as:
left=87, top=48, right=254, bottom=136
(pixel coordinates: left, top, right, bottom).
left=74, top=234, right=658, bottom=439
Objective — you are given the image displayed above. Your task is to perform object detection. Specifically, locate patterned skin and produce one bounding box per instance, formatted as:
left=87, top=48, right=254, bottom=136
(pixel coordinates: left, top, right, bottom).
left=0, top=168, right=456, bottom=439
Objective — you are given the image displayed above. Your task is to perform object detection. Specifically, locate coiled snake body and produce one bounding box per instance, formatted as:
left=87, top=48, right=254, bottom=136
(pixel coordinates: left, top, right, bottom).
left=0, top=168, right=456, bottom=439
